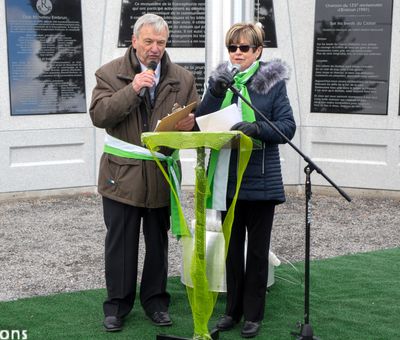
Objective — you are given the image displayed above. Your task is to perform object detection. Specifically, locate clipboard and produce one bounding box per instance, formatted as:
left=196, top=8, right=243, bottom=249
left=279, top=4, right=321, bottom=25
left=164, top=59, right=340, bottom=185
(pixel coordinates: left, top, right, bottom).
left=155, top=101, right=197, bottom=132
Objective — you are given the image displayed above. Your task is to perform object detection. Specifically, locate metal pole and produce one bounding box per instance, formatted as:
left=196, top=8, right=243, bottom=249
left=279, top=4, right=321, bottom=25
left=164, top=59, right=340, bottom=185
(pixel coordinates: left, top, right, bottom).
left=205, top=0, right=255, bottom=80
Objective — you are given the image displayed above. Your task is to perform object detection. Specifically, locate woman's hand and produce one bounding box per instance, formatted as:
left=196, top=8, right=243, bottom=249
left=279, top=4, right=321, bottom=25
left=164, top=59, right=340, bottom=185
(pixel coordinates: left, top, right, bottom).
left=231, top=121, right=260, bottom=138
left=210, top=71, right=234, bottom=97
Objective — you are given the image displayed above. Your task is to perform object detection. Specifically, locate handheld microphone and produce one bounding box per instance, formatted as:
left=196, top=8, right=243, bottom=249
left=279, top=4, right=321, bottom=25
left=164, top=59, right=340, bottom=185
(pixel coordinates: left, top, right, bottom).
left=221, top=64, right=241, bottom=89
left=230, top=64, right=241, bottom=77
left=139, top=61, right=157, bottom=98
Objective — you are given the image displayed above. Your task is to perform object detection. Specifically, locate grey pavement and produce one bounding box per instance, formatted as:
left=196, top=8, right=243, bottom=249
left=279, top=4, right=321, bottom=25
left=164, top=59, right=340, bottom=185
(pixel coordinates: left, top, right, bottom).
left=1, top=188, right=399, bottom=301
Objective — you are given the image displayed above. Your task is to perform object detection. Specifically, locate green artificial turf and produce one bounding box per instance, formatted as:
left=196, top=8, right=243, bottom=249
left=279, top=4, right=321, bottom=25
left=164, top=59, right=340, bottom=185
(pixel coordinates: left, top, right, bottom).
left=1, top=248, right=399, bottom=339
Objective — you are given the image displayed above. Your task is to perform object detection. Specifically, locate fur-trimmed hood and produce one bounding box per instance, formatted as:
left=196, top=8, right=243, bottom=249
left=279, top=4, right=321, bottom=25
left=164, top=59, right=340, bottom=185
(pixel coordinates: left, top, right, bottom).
left=210, top=59, right=290, bottom=95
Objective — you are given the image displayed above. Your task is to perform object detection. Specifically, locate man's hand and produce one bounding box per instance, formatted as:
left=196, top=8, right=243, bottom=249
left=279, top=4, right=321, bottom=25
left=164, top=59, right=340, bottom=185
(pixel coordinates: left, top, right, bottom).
left=132, top=69, right=155, bottom=94
left=175, top=113, right=195, bottom=131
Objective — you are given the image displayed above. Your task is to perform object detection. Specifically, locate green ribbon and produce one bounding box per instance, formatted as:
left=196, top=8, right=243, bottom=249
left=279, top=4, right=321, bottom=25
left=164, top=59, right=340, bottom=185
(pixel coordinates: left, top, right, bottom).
left=221, top=61, right=260, bottom=122
left=103, top=144, right=186, bottom=237
left=205, top=149, right=219, bottom=209
left=141, top=131, right=253, bottom=340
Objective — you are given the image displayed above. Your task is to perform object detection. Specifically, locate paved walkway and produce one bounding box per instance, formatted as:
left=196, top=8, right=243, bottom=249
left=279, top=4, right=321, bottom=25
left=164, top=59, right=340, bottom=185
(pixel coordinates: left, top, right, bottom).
left=1, top=189, right=399, bottom=301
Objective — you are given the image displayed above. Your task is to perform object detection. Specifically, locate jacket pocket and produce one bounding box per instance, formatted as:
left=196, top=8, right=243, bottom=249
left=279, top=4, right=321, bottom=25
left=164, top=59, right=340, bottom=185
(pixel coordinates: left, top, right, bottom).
left=108, top=152, right=140, bottom=176
left=99, top=154, right=144, bottom=201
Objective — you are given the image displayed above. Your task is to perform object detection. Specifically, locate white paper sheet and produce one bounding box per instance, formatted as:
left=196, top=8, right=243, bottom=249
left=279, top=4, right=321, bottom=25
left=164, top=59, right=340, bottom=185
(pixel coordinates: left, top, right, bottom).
left=196, top=104, right=242, bottom=131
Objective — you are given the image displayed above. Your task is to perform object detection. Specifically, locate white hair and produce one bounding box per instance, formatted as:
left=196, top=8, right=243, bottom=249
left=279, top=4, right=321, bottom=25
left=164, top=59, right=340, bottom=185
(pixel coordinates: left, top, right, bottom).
left=133, top=13, right=169, bottom=38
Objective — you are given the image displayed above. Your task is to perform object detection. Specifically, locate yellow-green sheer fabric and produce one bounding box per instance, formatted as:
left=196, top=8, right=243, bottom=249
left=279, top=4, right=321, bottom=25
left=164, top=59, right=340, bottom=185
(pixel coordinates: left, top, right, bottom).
left=141, top=131, right=252, bottom=339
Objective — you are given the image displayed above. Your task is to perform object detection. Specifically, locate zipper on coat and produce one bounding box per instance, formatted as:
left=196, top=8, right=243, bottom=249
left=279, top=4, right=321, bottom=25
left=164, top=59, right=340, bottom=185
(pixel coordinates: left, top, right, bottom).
left=143, top=160, right=149, bottom=207
left=141, top=93, right=152, bottom=132
left=261, top=142, right=266, bottom=175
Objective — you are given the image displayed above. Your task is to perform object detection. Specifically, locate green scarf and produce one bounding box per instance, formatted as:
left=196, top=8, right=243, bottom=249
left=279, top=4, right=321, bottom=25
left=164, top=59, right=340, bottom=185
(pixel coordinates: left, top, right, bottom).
left=221, top=61, right=260, bottom=122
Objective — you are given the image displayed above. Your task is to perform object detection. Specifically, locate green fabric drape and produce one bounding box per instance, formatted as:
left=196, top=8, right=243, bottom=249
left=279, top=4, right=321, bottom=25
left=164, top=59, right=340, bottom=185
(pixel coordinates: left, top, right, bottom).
left=141, top=131, right=253, bottom=339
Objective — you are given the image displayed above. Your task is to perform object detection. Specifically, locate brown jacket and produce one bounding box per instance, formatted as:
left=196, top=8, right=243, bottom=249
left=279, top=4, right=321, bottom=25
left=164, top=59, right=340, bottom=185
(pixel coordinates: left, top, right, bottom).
left=90, top=47, right=199, bottom=208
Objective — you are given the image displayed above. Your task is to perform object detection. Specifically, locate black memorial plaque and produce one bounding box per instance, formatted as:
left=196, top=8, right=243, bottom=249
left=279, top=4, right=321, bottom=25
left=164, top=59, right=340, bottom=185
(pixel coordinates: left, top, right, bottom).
left=179, top=63, right=205, bottom=96
left=118, top=0, right=277, bottom=48
left=118, top=0, right=206, bottom=48
left=255, top=0, right=277, bottom=48
left=311, top=0, right=393, bottom=115
left=6, top=0, right=86, bottom=115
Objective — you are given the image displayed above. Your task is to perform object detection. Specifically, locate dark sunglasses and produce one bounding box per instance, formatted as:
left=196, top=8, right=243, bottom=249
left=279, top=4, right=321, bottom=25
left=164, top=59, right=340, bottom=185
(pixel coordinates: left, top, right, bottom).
left=227, top=45, right=256, bottom=53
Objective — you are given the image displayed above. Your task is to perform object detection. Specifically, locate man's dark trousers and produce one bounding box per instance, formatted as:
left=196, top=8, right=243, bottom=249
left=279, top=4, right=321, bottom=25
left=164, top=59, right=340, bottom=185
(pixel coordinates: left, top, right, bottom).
left=102, top=196, right=171, bottom=318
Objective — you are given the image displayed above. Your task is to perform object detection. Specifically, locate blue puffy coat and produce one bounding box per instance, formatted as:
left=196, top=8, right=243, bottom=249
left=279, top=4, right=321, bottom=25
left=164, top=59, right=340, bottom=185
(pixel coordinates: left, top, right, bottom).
left=196, top=60, right=296, bottom=204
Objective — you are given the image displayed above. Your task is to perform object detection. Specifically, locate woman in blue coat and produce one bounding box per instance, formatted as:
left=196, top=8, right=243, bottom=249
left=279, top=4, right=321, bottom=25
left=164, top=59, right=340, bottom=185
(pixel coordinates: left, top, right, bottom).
left=195, top=23, right=296, bottom=338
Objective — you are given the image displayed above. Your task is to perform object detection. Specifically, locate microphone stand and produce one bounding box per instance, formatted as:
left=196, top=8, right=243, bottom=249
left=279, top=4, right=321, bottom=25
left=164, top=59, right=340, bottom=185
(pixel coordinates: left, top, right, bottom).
left=227, top=83, right=351, bottom=340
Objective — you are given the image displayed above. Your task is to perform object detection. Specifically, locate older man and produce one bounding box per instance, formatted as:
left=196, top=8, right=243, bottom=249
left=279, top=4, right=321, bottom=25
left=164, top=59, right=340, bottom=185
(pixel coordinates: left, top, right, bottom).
left=90, top=13, right=198, bottom=332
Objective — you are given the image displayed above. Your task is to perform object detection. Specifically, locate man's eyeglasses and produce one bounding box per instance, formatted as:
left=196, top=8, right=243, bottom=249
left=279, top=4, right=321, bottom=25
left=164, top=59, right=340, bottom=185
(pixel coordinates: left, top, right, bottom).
left=227, top=45, right=256, bottom=53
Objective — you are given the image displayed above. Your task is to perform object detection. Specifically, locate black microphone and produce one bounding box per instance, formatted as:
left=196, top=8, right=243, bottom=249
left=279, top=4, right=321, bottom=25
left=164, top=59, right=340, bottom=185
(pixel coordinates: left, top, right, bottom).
left=220, top=64, right=241, bottom=89
left=230, top=64, right=241, bottom=77
left=139, top=61, right=157, bottom=98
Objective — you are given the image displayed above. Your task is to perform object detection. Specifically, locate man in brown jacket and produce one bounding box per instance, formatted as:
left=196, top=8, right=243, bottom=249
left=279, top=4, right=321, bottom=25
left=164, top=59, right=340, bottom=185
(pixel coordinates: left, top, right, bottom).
left=89, top=13, right=199, bottom=332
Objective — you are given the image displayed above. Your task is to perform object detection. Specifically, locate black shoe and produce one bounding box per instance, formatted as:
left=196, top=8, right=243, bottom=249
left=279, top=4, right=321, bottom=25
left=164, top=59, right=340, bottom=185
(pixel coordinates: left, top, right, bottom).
left=241, top=321, right=261, bottom=338
left=147, top=311, right=172, bottom=326
left=215, top=315, right=236, bottom=331
left=103, top=316, right=123, bottom=332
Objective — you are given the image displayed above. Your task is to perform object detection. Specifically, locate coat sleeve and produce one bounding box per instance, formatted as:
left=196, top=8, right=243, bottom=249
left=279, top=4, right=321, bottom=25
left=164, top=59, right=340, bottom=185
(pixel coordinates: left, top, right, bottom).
left=257, top=81, right=296, bottom=144
left=89, top=69, right=141, bottom=129
left=187, top=74, right=201, bottom=107
left=195, top=79, right=225, bottom=117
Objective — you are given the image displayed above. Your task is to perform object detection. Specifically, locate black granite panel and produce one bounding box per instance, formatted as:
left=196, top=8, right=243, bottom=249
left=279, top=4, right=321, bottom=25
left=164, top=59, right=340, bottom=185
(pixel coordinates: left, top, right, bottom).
left=6, top=0, right=86, bottom=115
left=311, top=0, right=393, bottom=114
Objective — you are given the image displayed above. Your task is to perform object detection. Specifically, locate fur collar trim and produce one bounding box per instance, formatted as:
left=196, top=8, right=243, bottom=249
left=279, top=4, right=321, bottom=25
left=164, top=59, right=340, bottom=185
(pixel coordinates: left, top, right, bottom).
left=211, top=59, right=290, bottom=95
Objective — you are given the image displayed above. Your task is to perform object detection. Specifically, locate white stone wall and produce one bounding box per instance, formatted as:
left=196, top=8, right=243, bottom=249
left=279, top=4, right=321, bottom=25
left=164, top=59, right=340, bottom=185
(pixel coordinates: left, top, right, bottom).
left=0, top=0, right=399, bottom=194
left=289, top=0, right=400, bottom=191
left=0, top=0, right=107, bottom=193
